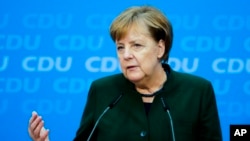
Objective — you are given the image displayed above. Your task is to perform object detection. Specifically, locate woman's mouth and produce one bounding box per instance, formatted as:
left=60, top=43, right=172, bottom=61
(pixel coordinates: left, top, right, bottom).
left=127, top=66, right=138, bottom=70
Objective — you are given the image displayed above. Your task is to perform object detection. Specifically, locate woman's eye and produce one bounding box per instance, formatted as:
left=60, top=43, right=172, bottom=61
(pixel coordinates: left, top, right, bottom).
left=133, top=44, right=143, bottom=50
left=134, top=44, right=141, bottom=47
left=117, top=46, right=124, bottom=51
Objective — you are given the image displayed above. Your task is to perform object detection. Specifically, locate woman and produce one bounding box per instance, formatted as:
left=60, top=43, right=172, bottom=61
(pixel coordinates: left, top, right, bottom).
left=28, top=6, right=222, bottom=141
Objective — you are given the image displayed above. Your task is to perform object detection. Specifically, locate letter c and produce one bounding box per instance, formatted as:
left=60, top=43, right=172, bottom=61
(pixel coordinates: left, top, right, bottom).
left=85, top=57, right=101, bottom=72
left=22, top=57, right=37, bottom=71
left=212, top=58, right=227, bottom=73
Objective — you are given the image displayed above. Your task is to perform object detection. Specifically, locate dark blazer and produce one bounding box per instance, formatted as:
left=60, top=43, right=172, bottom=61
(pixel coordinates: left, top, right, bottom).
left=73, top=64, right=222, bottom=141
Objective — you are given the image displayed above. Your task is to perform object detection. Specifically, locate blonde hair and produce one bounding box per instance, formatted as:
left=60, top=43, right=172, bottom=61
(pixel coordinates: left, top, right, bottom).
left=109, top=6, right=173, bottom=62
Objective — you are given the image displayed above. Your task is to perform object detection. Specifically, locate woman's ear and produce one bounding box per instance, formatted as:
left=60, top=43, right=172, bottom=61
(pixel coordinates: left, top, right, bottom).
left=157, top=39, right=165, bottom=59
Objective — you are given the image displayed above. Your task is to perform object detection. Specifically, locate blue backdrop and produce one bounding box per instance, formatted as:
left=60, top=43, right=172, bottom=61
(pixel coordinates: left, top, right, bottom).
left=0, top=0, right=249, bottom=141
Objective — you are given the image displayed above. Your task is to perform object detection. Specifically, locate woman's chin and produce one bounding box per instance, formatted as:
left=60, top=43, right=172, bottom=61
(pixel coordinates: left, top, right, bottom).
left=126, top=75, right=143, bottom=83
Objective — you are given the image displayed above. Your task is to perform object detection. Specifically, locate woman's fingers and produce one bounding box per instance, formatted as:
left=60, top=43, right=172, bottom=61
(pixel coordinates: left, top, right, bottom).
left=28, top=111, right=50, bottom=141
left=29, top=111, right=38, bottom=129
left=30, top=115, right=42, bottom=135
left=40, top=128, right=50, bottom=141
left=28, top=111, right=43, bottom=138
left=28, top=112, right=40, bottom=138
left=33, top=119, right=44, bottom=137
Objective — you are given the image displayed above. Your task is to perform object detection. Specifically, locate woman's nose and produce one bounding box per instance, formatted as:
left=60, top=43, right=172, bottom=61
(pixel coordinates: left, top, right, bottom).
left=123, top=48, right=133, bottom=59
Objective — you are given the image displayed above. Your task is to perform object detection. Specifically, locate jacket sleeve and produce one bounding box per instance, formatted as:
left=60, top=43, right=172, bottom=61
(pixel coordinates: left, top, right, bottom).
left=73, top=82, right=97, bottom=141
left=198, top=82, right=222, bottom=141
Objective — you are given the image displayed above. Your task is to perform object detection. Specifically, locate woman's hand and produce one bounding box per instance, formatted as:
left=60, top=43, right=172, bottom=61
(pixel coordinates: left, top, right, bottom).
left=28, top=111, right=50, bottom=141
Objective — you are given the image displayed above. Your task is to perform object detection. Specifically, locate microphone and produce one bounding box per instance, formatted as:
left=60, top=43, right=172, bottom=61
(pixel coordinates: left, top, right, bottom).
left=87, top=94, right=123, bottom=141
left=160, top=97, right=176, bottom=141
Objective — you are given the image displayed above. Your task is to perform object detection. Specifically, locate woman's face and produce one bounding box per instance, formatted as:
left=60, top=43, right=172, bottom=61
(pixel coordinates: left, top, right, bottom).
left=115, top=26, right=165, bottom=83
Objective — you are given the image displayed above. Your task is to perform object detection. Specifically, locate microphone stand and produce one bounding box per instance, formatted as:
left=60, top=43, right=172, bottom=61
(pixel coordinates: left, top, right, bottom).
left=86, top=94, right=123, bottom=141
left=160, top=97, right=176, bottom=141
left=87, top=106, right=110, bottom=141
